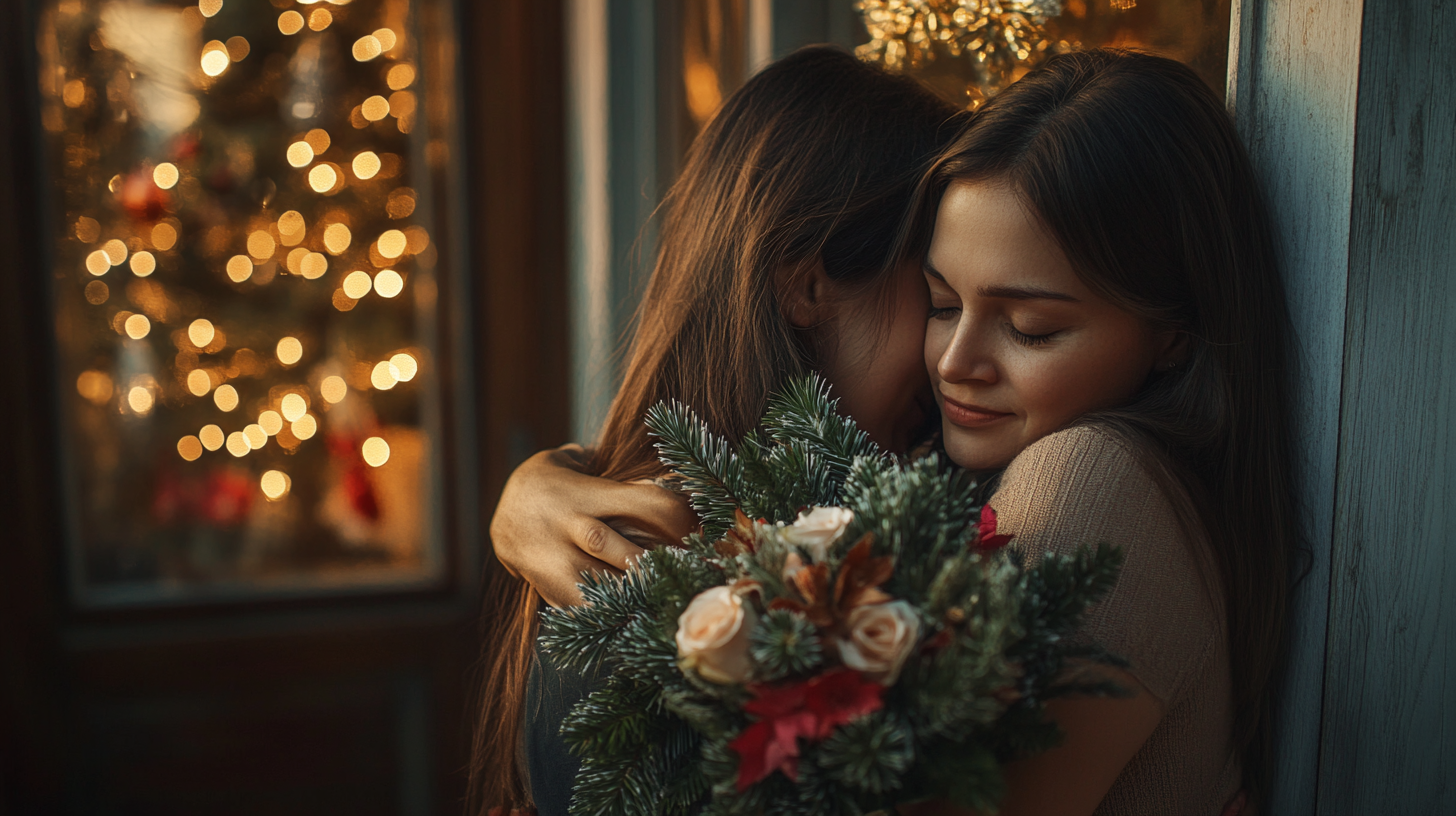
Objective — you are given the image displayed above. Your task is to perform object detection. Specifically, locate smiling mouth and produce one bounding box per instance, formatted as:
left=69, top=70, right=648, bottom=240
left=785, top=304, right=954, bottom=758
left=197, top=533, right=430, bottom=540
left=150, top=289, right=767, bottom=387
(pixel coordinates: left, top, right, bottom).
left=940, top=394, right=1012, bottom=429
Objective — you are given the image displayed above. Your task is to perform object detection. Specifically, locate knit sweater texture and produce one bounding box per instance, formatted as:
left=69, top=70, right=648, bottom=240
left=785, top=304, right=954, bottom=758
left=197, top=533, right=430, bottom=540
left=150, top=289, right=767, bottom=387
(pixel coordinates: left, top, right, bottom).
left=988, top=424, right=1241, bottom=816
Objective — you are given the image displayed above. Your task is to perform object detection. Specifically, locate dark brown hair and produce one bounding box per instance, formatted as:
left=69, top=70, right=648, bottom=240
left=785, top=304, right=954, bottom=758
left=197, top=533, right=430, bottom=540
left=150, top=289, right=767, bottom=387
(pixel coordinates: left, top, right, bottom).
left=470, top=46, right=961, bottom=811
left=904, top=48, right=1298, bottom=806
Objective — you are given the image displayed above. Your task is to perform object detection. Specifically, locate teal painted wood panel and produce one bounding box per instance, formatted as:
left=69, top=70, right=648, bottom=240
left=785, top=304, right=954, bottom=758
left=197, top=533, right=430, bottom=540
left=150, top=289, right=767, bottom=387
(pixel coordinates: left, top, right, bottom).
left=1227, top=0, right=1363, bottom=811
left=1319, top=0, right=1456, bottom=810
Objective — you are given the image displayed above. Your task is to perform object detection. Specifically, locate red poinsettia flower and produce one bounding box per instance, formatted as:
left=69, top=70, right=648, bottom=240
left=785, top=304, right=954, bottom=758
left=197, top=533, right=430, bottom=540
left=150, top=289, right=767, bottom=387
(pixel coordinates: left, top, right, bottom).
left=729, top=668, right=885, bottom=790
left=974, top=505, right=1013, bottom=551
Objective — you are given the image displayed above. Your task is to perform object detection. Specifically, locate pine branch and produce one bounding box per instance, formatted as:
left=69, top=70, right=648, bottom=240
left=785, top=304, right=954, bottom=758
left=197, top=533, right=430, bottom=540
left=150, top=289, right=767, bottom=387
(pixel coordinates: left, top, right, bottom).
left=645, top=400, right=753, bottom=539
left=760, top=375, right=887, bottom=477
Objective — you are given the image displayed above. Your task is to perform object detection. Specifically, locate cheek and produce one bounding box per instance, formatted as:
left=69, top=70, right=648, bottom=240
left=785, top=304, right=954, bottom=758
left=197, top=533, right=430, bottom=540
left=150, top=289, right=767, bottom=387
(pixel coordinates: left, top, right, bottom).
left=1016, top=331, right=1155, bottom=429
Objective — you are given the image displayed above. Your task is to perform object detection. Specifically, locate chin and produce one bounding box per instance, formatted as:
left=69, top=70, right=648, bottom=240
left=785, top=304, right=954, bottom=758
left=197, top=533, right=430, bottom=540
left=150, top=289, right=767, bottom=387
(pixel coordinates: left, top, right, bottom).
left=942, top=427, right=1016, bottom=472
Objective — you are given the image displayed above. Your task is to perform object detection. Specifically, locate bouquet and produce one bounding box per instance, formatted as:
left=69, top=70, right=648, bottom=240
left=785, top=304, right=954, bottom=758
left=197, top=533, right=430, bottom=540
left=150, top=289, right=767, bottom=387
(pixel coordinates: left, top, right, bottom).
left=539, top=377, right=1124, bottom=816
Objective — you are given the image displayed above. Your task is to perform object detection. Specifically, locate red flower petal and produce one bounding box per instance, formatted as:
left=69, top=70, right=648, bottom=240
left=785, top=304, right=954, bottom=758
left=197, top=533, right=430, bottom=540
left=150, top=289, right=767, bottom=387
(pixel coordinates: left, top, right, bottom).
left=804, top=668, right=885, bottom=739
left=728, top=721, right=773, bottom=791
left=975, top=505, right=1014, bottom=551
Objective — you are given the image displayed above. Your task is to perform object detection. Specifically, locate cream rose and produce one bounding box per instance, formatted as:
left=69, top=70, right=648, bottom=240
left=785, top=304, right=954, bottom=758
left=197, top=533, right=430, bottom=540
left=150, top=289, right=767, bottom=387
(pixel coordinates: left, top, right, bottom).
left=676, top=586, right=757, bottom=684
left=781, top=506, right=854, bottom=562
left=837, top=601, right=920, bottom=685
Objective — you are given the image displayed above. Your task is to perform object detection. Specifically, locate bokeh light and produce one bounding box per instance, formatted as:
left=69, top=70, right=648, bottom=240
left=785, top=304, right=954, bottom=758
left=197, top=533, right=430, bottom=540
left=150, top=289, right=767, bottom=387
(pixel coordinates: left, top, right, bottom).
left=178, top=435, right=203, bottom=461
left=308, top=9, right=332, bottom=31
left=76, top=370, right=113, bottom=404
left=152, top=223, right=178, bottom=250
left=214, top=383, right=239, bottom=412
left=276, top=336, right=303, bottom=365
left=85, top=250, right=110, bottom=276
left=188, top=318, right=216, bottom=348
left=387, top=64, right=416, bottom=90
left=186, top=369, right=212, bottom=396
left=278, top=10, right=304, bottom=35
left=129, top=250, right=156, bottom=277
left=226, top=431, right=250, bottom=457
left=259, top=410, right=284, bottom=436
left=247, top=230, right=276, bottom=260
left=308, top=163, right=339, bottom=193
left=321, top=375, right=348, bottom=403
left=261, top=470, right=292, bottom=500
left=124, top=313, right=151, bottom=339
left=243, top=424, right=268, bottom=450
left=127, top=386, right=154, bottom=414
left=352, top=35, right=382, bottom=61
left=280, top=393, right=308, bottom=422
left=153, top=162, right=180, bottom=189
left=352, top=151, right=381, bottom=180
left=102, top=239, right=127, bottom=265
left=371, top=360, right=400, bottom=390
left=291, top=413, right=318, bottom=440
left=226, top=255, right=253, bottom=282
left=201, top=49, right=230, bottom=77
left=376, top=229, right=407, bottom=258
left=361, top=95, right=390, bottom=121
left=390, top=352, right=418, bottom=382
left=199, top=424, right=224, bottom=451
left=323, top=223, right=352, bottom=254
left=374, top=28, right=398, bottom=51
left=287, top=142, right=314, bottom=168
left=300, top=252, right=328, bottom=279
left=342, top=270, right=372, bottom=298
left=199, top=0, right=223, bottom=18
left=361, top=436, right=390, bottom=467
left=84, top=281, right=109, bottom=304
left=374, top=269, right=404, bottom=298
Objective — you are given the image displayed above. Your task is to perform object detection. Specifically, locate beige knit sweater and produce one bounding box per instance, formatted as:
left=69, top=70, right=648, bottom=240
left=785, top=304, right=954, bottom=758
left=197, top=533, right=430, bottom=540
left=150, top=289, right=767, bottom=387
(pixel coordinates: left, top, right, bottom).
left=988, top=425, right=1241, bottom=816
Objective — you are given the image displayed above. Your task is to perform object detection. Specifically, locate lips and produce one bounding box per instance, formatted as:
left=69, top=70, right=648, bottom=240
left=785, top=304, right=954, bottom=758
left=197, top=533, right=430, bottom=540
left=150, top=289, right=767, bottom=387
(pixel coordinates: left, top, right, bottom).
left=939, top=394, right=1012, bottom=429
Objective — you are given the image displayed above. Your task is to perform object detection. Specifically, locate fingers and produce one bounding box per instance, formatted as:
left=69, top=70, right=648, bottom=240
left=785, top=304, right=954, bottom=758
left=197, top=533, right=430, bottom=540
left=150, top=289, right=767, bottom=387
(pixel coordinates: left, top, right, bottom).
left=535, top=550, right=621, bottom=609
left=605, top=482, right=699, bottom=543
left=575, top=518, right=648, bottom=572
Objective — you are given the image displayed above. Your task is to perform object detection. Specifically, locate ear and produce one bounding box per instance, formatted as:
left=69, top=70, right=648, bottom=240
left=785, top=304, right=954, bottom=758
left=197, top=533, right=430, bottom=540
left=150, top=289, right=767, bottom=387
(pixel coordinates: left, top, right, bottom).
left=778, top=258, right=835, bottom=329
left=1152, top=327, right=1191, bottom=372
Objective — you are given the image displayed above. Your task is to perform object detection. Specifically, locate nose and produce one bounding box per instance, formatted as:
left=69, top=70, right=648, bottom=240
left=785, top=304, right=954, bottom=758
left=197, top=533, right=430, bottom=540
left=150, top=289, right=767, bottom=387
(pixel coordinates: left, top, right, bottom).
left=936, top=318, right=999, bottom=386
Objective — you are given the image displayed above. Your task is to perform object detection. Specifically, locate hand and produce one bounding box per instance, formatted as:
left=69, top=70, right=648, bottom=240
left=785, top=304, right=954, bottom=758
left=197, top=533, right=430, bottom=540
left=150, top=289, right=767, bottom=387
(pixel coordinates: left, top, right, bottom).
left=489, top=444, right=699, bottom=608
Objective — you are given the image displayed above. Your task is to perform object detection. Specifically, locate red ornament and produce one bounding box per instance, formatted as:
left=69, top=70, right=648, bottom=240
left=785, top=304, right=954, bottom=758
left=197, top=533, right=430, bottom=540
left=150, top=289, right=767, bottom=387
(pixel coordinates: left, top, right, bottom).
left=974, top=505, right=1013, bottom=551
left=729, top=668, right=885, bottom=790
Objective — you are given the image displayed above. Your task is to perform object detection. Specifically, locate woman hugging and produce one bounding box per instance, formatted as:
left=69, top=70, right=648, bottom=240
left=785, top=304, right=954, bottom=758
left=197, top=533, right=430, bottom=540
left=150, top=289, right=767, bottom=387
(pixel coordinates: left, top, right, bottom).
left=475, top=44, right=1297, bottom=816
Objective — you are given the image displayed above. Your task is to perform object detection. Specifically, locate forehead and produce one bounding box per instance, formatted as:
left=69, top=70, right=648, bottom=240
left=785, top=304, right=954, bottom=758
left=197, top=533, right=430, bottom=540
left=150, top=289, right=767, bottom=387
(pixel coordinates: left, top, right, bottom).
left=926, top=181, right=1079, bottom=292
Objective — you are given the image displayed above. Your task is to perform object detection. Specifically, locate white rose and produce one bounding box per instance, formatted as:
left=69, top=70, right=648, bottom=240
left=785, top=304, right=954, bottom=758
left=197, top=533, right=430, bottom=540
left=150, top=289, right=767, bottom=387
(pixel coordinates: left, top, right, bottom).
left=837, top=601, right=920, bottom=685
left=676, top=586, right=757, bottom=684
left=781, top=506, right=854, bottom=562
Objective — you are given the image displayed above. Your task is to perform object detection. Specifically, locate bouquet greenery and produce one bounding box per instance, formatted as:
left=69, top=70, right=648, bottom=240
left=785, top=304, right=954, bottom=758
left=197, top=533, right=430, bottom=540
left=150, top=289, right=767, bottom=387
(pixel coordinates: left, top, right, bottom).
left=539, top=377, right=1124, bottom=816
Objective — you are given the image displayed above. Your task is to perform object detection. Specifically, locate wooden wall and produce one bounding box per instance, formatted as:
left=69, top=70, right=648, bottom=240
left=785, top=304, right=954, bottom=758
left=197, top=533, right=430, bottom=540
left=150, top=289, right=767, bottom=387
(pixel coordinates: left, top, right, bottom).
left=1235, top=0, right=1456, bottom=811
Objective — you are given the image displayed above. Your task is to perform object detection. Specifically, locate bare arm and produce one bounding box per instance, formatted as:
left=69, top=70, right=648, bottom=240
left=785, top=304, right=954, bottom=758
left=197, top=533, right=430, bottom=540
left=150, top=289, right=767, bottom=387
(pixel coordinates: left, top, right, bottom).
left=489, top=445, right=699, bottom=608
left=900, top=667, right=1163, bottom=816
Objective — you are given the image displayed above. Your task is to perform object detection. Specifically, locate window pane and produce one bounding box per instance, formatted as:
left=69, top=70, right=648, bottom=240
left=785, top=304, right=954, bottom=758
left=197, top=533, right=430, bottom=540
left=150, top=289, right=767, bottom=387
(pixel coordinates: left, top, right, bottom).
left=37, top=0, right=450, bottom=606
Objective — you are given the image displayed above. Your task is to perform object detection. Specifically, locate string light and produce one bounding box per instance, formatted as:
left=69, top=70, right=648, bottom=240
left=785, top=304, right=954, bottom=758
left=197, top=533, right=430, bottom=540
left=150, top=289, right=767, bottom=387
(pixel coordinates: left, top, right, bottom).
left=153, top=162, right=180, bottom=189
left=199, top=0, right=223, bottom=18
left=226, top=431, right=250, bottom=457
left=243, top=423, right=268, bottom=450
left=259, top=410, right=284, bottom=436
left=361, top=436, right=390, bottom=467
left=291, top=413, right=318, bottom=440
left=130, top=250, right=156, bottom=277
left=226, top=255, right=253, bottom=282
left=280, top=393, right=308, bottom=422
left=323, top=223, right=352, bottom=254
left=178, top=435, right=203, bottom=461
left=188, top=318, right=215, bottom=348
left=390, top=352, right=418, bottom=382
left=321, top=375, right=348, bottom=403
left=352, top=36, right=383, bottom=62
left=342, top=271, right=372, bottom=298
left=278, top=10, right=304, bottom=35
left=370, top=360, right=400, bottom=390
left=124, top=313, right=151, bottom=339
left=261, top=470, right=291, bottom=500
left=199, top=424, right=224, bottom=451
left=127, top=386, right=154, bottom=414
left=374, top=269, right=403, bottom=298
left=187, top=369, right=212, bottom=396
left=214, top=383, right=239, bottom=412
left=277, top=336, right=303, bottom=365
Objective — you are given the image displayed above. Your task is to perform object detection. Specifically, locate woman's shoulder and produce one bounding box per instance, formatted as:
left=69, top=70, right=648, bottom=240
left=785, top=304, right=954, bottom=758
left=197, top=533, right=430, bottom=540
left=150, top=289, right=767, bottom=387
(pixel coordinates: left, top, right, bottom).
left=989, top=423, right=1222, bottom=704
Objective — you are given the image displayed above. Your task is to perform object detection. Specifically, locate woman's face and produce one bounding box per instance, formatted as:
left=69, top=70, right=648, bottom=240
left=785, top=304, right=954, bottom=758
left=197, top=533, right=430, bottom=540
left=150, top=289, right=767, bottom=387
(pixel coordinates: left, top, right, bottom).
left=923, top=181, right=1177, bottom=470
left=816, top=260, right=937, bottom=454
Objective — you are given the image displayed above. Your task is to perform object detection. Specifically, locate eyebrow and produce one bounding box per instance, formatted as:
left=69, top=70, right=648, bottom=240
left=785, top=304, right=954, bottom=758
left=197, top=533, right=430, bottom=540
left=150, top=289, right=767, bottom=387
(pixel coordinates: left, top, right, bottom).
left=923, top=260, right=1080, bottom=303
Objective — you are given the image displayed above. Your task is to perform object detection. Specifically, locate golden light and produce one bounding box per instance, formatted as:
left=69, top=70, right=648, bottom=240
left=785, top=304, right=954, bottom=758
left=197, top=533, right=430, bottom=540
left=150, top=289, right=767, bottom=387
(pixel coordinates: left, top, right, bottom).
left=75, top=216, right=100, bottom=243
left=226, top=255, right=253, bottom=282
left=247, top=230, right=276, bottom=259
left=370, top=360, right=400, bottom=390
left=352, top=151, right=381, bottom=180
left=62, top=79, right=86, bottom=108
left=186, top=368, right=212, bottom=396
left=261, top=470, right=291, bottom=500
left=386, top=188, right=415, bottom=219
left=102, top=239, right=128, bottom=265
left=152, top=222, right=178, bottom=250
left=226, top=431, right=250, bottom=457
left=387, top=64, right=416, bottom=90
left=127, top=386, right=154, bottom=414
left=291, top=413, right=318, bottom=440
left=278, top=10, right=304, bottom=35
left=308, top=9, right=332, bottom=30
left=300, top=252, right=328, bottom=279
left=243, top=424, right=268, bottom=450
left=276, top=336, right=304, bottom=365
left=362, top=436, right=390, bottom=467
left=108, top=175, right=122, bottom=193
left=404, top=226, right=430, bottom=254
left=76, top=370, right=113, bottom=404
left=304, top=128, right=331, bottom=153
left=342, top=270, right=373, bottom=298
left=352, top=35, right=382, bottom=62
left=376, top=229, right=407, bottom=259
left=226, top=36, right=250, bottom=61
left=280, top=392, right=308, bottom=422
left=259, top=410, right=284, bottom=436
left=360, top=95, right=390, bottom=121
left=201, top=48, right=230, bottom=77
left=199, top=0, right=223, bottom=18
left=374, top=28, right=397, bottom=50
left=323, top=223, right=352, bottom=254
left=214, top=383, right=239, bottom=412
left=130, top=251, right=156, bottom=277
left=286, top=141, right=314, bottom=167
left=154, top=161, right=181, bottom=188
left=278, top=210, right=306, bottom=235
left=308, top=163, right=339, bottom=193
left=332, top=289, right=358, bottom=311
left=373, top=269, right=404, bottom=298
left=188, top=318, right=215, bottom=348
left=85, top=250, right=111, bottom=276
left=84, top=281, right=109, bottom=304
left=199, top=424, right=225, bottom=451
left=178, top=435, right=204, bottom=461
left=124, top=313, right=151, bottom=340
left=286, top=247, right=309, bottom=274
left=320, top=375, right=348, bottom=403
left=389, top=352, right=418, bottom=382
left=387, top=91, right=416, bottom=119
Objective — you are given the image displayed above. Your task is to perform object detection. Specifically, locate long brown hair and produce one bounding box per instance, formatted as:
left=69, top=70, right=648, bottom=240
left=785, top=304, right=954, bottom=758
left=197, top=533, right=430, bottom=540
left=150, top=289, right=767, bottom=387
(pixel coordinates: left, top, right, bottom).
left=904, top=49, right=1298, bottom=806
left=470, top=46, right=961, bottom=811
